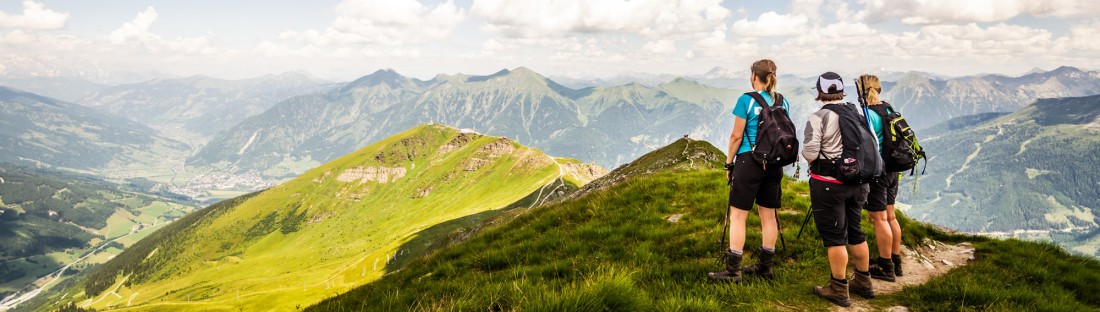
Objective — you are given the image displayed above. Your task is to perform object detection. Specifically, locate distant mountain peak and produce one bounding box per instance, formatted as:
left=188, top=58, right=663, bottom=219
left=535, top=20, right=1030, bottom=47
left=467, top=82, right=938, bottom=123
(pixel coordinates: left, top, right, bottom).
left=341, top=68, right=409, bottom=91
left=1050, top=66, right=1083, bottom=75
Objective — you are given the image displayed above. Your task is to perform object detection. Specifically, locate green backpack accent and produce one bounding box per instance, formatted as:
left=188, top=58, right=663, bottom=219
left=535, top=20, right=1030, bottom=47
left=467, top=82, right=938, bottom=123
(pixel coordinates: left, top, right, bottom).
left=869, top=102, right=927, bottom=175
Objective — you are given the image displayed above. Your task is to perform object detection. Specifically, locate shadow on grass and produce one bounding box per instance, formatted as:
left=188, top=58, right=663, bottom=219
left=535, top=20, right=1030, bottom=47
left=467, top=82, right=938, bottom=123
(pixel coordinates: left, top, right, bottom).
left=383, top=178, right=579, bottom=274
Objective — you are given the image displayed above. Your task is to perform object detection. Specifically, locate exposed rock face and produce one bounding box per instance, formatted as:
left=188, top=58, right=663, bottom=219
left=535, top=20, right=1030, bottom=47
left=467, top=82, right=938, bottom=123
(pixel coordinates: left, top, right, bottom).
left=561, top=162, right=609, bottom=184
left=412, top=186, right=433, bottom=198
left=336, top=166, right=407, bottom=183
left=478, top=138, right=515, bottom=158
left=439, top=132, right=481, bottom=154
left=460, top=158, right=490, bottom=171
left=513, top=150, right=553, bottom=171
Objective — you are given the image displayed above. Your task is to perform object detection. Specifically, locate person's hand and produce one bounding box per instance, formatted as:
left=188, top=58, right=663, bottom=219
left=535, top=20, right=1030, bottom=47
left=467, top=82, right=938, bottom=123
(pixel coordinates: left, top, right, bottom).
left=725, top=162, right=734, bottom=185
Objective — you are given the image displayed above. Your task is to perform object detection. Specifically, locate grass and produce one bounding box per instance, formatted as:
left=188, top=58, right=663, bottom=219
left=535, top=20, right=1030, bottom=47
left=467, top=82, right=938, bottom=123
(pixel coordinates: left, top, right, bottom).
left=51, top=125, right=597, bottom=311
left=886, top=239, right=1100, bottom=311
left=308, top=167, right=1100, bottom=311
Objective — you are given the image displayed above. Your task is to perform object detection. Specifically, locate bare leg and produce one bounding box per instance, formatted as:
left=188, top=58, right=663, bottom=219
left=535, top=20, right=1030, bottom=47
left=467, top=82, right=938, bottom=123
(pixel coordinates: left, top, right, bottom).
left=869, top=211, right=892, bottom=258
left=729, top=207, right=750, bottom=252
left=849, top=242, right=870, bottom=272
left=758, top=206, right=778, bottom=250
left=887, top=205, right=902, bottom=253
left=827, top=246, right=848, bottom=280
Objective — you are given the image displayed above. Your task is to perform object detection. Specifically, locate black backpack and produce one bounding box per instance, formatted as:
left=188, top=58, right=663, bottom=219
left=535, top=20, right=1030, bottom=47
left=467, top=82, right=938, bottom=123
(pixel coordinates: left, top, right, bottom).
left=744, top=92, right=799, bottom=168
left=813, top=103, right=883, bottom=184
left=868, top=102, right=927, bottom=175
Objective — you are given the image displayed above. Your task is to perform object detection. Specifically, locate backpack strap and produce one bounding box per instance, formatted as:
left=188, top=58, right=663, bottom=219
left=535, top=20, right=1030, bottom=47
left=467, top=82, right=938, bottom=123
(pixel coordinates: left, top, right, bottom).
left=742, top=91, right=772, bottom=148
left=867, top=103, right=890, bottom=118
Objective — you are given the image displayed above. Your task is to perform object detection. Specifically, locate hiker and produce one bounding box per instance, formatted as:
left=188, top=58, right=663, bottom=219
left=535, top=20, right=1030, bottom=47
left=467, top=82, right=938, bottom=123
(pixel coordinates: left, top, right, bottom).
left=708, top=59, right=796, bottom=283
left=804, top=72, right=877, bottom=307
left=858, top=73, right=927, bottom=281
left=858, top=74, right=905, bottom=282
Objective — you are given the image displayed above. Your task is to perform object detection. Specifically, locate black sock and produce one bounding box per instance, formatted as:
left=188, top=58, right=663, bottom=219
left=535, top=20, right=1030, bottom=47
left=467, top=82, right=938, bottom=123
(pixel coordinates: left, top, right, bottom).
left=831, top=276, right=848, bottom=284
left=856, top=270, right=870, bottom=276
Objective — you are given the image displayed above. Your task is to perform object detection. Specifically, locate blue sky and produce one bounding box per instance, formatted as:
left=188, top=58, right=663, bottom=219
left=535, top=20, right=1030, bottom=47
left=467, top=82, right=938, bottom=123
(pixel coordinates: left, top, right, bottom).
left=1, top=0, right=1098, bottom=82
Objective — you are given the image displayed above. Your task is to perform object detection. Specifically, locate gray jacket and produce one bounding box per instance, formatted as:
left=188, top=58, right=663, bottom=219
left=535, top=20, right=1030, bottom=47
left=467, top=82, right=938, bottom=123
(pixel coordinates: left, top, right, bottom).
left=803, top=104, right=844, bottom=170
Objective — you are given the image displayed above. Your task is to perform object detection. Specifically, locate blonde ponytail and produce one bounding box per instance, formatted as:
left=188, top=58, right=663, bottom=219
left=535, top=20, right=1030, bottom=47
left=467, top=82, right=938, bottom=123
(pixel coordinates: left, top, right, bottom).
left=858, top=74, right=882, bottom=105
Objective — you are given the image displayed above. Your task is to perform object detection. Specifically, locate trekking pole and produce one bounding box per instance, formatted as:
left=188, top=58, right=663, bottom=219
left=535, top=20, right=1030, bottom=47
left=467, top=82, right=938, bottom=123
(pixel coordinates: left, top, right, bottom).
left=718, top=203, right=731, bottom=264
left=797, top=206, right=814, bottom=239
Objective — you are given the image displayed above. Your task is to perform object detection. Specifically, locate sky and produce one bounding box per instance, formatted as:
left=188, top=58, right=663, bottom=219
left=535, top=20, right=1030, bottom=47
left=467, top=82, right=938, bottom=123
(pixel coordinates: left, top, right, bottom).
left=1, top=0, right=1099, bottom=82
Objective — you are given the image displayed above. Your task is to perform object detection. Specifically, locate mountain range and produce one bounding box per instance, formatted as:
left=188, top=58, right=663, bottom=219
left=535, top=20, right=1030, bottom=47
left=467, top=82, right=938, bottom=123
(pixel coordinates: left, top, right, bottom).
left=883, top=66, right=1100, bottom=128
left=187, top=67, right=738, bottom=182
left=0, top=86, right=186, bottom=172
left=77, top=72, right=335, bottom=143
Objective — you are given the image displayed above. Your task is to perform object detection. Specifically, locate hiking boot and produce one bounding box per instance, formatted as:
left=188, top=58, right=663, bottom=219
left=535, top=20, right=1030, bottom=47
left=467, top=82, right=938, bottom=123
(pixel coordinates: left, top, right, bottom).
left=850, top=271, right=875, bottom=299
left=707, top=250, right=743, bottom=283
left=813, top=278, right=850, bottom=307
left=742, top=248, right=776, bottom=280
left=869, top=257, right=896, bottom=282
left=892, top=254, right=904, bottom=276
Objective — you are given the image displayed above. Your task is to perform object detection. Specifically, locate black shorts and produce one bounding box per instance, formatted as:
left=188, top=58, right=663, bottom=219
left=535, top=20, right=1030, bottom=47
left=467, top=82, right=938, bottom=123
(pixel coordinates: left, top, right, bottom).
left=810, top=179, right=867, bottom=247
left=728, top=153, right=783, bottom=210
left=865, top=172, right=899, bottom=212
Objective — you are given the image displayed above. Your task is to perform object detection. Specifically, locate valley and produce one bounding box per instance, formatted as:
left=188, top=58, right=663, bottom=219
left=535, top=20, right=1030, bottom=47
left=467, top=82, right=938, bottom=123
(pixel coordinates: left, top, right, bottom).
left=900, top=94, right=1100, bottom=257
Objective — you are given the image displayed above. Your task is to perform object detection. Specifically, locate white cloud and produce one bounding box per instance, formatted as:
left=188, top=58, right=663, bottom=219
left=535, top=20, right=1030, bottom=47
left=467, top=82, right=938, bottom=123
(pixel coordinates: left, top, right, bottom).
left=1060, top=20, right=1100, bottom=53
left=0, top=0, right=69, bottom=30
left=687, top=25, right=759, bottom=60
left=108, top=7, right=215, bottom=54
left=643, top=40, right=677, bottom=56
left=730, top=11, right=810, bottom=37
left=472, top=0, right=729, bottom=39
left=860, top=0, right=1100, bottom=25
left=897, top=23, right=1055, bottom=57
left=280, top=0, right=465, bottom=47
left=791, top=0, right=825, bottom=24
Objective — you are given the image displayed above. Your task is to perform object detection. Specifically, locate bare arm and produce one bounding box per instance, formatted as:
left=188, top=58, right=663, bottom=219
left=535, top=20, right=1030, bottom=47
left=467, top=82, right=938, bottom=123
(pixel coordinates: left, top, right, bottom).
left=727, top=116, right=747, bottom=164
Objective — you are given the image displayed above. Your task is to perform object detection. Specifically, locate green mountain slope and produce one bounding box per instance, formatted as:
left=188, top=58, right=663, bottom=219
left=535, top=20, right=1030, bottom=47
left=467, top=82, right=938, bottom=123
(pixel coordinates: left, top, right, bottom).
left=49, top=125, right=604, bottom=311
left=902, top=94, right=1100, bottom=256
left=0, top=86, right=187, bottom=172
left=310, top=138, right=1100, bottom=311
left=0, top=164, right=194, bottom=304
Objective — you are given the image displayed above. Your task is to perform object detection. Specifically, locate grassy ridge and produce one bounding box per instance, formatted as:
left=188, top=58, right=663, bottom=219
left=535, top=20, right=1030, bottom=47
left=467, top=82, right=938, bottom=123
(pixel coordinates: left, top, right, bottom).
left=54, top=125, right=596, bottom=311
left=309, top=168, right=1100, bottom=311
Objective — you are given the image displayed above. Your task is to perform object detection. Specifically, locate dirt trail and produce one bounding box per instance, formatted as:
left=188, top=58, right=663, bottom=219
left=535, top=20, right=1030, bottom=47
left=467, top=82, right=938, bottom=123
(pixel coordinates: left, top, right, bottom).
left=832, top=240, right=977, bottom=312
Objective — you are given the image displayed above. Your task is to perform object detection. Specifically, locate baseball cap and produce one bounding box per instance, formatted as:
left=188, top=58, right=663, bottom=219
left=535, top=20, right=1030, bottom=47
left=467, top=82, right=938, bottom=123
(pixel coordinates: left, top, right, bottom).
left=817, top=72, right=844, bottom=94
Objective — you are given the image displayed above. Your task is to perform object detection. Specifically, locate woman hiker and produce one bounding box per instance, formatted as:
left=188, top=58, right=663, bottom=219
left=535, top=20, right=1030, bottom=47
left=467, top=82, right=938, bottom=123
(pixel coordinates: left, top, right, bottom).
left=708, top=59, right=791, bottom=283
left=859, top=74, right=905, bottom=282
